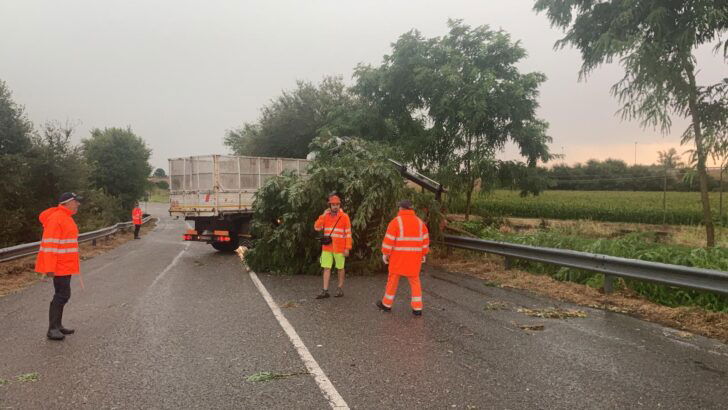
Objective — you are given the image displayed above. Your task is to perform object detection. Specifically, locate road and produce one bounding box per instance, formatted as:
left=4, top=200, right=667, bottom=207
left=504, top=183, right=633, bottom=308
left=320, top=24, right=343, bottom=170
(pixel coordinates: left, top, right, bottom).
left=1, top=202, right=727, bottom=409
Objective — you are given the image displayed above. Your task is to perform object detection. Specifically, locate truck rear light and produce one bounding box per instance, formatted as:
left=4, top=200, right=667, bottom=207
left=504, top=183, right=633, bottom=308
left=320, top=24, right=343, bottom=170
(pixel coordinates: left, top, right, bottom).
left=183, top=235, right=192, bottom=241
left=214, top=235, right=231, bottom=242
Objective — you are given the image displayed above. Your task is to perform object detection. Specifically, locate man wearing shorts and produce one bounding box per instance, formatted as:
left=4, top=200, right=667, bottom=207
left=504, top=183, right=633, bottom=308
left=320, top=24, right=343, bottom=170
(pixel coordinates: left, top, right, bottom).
left=314, top=194, right=352, bottom=299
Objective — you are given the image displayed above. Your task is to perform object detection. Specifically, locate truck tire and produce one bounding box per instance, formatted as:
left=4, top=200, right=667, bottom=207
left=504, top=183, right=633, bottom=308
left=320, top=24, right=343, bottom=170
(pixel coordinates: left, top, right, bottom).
left=211, top=236, right=240, bottom=252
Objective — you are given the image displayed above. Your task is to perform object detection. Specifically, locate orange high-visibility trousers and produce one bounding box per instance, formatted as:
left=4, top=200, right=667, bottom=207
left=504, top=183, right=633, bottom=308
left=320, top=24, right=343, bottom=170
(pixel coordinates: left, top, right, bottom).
left=381, top=273, right=423, bottom=311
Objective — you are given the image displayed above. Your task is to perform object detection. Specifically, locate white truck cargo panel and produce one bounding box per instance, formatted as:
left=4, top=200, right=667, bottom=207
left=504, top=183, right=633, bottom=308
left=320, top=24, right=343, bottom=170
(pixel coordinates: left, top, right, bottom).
left=168, top=155, right=309, bottom=217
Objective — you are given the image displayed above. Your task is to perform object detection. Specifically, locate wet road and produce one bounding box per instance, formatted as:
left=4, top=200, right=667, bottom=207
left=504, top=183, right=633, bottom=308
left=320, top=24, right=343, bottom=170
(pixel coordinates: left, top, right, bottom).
left=1, top=202, right=727, bottom=409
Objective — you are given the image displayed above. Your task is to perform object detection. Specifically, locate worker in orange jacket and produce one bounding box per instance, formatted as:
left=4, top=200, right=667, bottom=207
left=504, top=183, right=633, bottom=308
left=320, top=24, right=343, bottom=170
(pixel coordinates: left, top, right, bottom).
left=313, top=194, right=352, bottom=299
left=35, top=192, right=82, bottom=340
left=377, top=199, right=429, bottom=316
left=132, top=202, right=143, bottom=239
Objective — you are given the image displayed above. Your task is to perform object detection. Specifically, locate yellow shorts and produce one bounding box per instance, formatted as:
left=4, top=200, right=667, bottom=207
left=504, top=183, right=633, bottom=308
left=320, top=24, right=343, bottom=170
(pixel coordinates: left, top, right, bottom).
left=320, top=251, right=345, bottom=269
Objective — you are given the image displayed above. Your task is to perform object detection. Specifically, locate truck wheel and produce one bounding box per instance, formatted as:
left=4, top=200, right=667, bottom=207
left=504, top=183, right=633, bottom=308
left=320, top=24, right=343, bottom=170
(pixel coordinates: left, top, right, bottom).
left=211, top=236, right=240, bottom=252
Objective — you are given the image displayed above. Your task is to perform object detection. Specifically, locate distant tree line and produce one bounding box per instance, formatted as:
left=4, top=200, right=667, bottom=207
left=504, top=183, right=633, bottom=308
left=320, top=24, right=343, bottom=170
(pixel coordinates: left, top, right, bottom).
left=544, top=157, right=722, bottom=192
left=0, top=80, right=152, bottom=247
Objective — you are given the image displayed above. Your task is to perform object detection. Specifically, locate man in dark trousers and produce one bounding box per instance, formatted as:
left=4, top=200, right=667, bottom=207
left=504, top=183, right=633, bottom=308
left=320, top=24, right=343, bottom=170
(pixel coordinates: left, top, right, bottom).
left=35, top=192, right=82, bottom=340
left=132, top=202, right=143, bottom=239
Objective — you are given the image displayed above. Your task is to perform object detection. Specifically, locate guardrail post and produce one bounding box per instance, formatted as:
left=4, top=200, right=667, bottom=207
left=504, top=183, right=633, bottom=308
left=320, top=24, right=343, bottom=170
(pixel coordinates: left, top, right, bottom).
left=603, top=274, right=615, bottom=294
left=92, top=238, right=97, bottom=246
left=504, top=256, right=513, bottom=270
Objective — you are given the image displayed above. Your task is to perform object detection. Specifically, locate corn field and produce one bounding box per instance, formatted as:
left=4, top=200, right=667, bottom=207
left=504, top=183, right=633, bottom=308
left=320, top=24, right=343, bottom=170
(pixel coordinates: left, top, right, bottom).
left=451, top=190, right=728, bottom=226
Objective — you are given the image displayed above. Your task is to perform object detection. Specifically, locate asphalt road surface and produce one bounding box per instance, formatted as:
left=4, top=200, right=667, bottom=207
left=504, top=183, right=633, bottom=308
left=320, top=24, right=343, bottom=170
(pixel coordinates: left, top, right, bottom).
left=1, top=202, right=727, bottom=409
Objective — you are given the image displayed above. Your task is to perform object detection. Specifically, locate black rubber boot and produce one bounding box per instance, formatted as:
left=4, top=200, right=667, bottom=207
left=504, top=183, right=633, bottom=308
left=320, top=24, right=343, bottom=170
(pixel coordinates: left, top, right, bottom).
left=58, top=303, right=75, bottom=335
left=47, top=302, right=65, bottom=341
left=412, top=310, right=422, bottom=316
left=376, top=301, right=391, bottom=312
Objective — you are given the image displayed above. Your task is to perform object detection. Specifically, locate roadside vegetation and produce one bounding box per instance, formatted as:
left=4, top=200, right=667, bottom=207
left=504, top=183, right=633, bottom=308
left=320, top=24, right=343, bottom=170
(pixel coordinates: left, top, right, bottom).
left=452, top=219, right=728, bottom=312
left=0, top=80, right=154, bottom=248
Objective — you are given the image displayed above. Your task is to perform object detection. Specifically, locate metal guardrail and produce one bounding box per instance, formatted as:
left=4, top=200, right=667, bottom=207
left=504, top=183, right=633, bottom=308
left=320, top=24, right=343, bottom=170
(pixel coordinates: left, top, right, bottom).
left=0, top=216, right=154, bottom=263
left=442, top=234, right=728, bottom=296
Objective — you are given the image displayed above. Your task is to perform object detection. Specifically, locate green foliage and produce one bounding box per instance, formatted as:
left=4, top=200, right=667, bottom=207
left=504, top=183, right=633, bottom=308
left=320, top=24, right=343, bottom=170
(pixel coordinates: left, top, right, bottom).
left=152, top=168, right=167, bottom=178
left=354, top=20, right=553, bottom=216
left=15, top=372, right=39, bottom=383
left=533, top=0, right=728, bottom=246
left=245, top=136, right=441, bottom=275
left=452, top=190, right=728, bottom=226
left=545, top=158, right=717, bottom=191
left=0, top=80, right=33, bottom=155
left=224, top=76, right=365, bottom=158
left=83, top=127, right=152, bottom=210
left=155, top=180, right=169, bottom=190
left=461, top=222, right=728, bottom=311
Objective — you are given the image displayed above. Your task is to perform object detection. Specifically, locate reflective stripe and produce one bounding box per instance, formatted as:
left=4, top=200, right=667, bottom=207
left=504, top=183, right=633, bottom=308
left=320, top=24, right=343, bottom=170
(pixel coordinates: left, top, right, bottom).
left=382, top=301, right=393, bottom=308
left=423, top=233, right=429, bottom=239
left=423, top=244, right=430, bottom=248
left=383, top=294, right=395, bottom=300
left=392, top=246, right=423, bottom=252
left=329, top=234, right=347, bottom=239
left=412, top=308, right=422, bottom=311
left=324, top=228, right=347, bottom=233
left=41, top=238, right=78, bottom=244
left=396, top=217, right=404, bottom=239
left=39, top=247, right=79, bottom=254
left=385, top=233, right=396, bottom=240
left=411, top=296, right=422, bottom=302
left=396, top=236, right=425, bottom=241
left=382, top=244, right=393, bottom=250
left=418, top=219, right=423, bottom=242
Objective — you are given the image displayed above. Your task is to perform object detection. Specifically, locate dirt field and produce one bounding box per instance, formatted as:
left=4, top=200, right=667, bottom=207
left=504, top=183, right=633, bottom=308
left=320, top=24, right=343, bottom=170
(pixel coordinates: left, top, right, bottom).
left=0, top=222, right=157, bottom=297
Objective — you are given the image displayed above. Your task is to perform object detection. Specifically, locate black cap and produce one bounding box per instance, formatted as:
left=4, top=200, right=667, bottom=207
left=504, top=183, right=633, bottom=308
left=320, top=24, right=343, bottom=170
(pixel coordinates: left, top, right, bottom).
left=398, top=199, right=413, bottom=209
left=58, top=192, right=83, bottom=204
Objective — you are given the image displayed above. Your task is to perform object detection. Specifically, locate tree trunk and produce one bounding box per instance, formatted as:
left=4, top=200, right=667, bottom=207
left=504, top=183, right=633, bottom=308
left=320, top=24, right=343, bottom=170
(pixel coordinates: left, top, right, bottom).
left=465, top=182, right=473, bottom=221
left=685, top=61, right=715, bottom=247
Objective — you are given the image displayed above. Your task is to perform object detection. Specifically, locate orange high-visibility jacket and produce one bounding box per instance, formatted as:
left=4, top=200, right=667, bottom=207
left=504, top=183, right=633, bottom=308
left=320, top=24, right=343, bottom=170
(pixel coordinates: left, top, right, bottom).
left=132, top=207, right=143, bottom=225
left=314, top=210, right=352, bottom=254
left=381, top=209, right=430, bottom=277
left=35, top=206, right=80, bottom=276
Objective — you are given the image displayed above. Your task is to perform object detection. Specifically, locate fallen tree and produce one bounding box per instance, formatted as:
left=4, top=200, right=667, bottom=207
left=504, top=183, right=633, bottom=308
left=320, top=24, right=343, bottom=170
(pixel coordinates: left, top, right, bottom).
left=245, top=136, right=442, bottom=275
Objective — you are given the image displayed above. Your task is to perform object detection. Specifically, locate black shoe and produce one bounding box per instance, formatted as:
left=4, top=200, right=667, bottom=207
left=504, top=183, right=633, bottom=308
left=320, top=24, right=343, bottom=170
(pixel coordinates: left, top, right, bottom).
left=376, top=301, right=391, bottom=312
left=315, top=290, right=330, bottom=299
left=412, top=310, right=422, bottom=316
left=334, top=288, right=344, bottom=298
left=58, top=304, right=74, bottom=335
left=47, top=302, right=65, bottom=341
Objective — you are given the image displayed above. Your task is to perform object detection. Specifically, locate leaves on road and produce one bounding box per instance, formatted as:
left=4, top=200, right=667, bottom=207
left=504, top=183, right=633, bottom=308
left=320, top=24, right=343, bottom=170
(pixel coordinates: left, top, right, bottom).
left=246, top=371, right=309, bottom=382
left=518, top=324, right=545, bottom=331
left=484, top=301, right=509, bottom=311
left=16, top=372, right=38, bottom=382
left=517, top=307, right=587, bottom=319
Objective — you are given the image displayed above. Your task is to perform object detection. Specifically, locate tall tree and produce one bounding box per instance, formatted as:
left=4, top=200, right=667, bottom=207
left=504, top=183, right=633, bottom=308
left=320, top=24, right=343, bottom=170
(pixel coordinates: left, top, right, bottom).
left=83, top=127, right=152, bottom=210
left=354, top=20, right=553, bottom=218
left=657, top=148, right=685, bottom=170
left=224, top=76, right=362, bottom=158
left=152, top=168, right=167, bottom=178
left=534, top=0, right=728, bottom=246
left=0, top=80, right=35, bottom=246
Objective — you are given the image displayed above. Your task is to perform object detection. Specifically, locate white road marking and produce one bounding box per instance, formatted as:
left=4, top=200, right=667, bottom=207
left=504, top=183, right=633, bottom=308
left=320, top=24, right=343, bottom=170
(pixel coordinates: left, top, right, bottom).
left=150, top=242, right=190, bottom=287
left=248, top=271, right=349, bottom=409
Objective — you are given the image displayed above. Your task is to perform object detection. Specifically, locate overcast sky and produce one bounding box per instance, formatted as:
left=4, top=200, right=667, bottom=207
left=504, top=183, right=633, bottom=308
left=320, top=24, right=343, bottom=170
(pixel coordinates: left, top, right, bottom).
left=1, top=0, right=726, bottom=171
